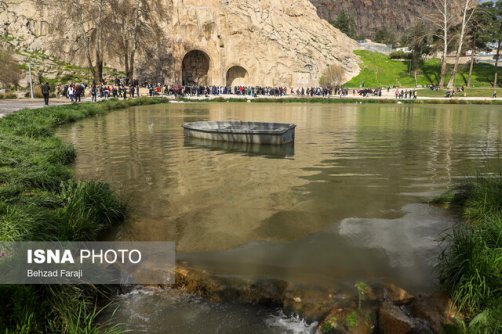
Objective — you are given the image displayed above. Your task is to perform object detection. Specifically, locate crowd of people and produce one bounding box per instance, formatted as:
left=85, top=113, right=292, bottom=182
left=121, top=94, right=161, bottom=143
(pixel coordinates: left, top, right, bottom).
left=50, top=79, right=423, bottom=102
left=395, top=88, right=417, bottom=99
left=38, top=77, right=499, bottom=106
left=51, top=82, right=409, bottom=102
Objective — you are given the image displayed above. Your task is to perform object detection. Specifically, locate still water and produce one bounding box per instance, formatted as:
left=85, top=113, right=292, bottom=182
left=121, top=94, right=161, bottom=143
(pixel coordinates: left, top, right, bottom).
left=56, top=103, right=501, bottom=332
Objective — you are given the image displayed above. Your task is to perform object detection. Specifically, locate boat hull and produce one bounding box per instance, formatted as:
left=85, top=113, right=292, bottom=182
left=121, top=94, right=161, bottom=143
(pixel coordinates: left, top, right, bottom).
left=182, top=121, right=296, bottom=145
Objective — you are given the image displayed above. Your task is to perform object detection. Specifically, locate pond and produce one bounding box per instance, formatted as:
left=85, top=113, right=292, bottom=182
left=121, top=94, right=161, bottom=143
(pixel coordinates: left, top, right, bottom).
left=56, top=102, right=502, bottom=333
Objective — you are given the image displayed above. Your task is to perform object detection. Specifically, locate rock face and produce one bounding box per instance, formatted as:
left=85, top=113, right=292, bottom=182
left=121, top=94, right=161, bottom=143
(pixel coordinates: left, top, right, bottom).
left=170, top=0, right=360, bottom=87
left=310, top=0, right=432, bottom=39
left=0, top=0, right=360, bottom=87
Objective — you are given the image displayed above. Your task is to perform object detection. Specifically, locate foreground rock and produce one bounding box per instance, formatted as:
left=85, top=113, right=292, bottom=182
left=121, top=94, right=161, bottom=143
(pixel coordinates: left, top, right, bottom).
left=408, top=294, right=463, bottom=333
left=174, top=264, right=463, bottom=333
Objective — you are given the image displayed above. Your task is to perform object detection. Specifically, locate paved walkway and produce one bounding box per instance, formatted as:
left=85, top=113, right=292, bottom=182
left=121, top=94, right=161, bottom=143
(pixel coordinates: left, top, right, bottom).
left=0, top=98, right=82, bottom=118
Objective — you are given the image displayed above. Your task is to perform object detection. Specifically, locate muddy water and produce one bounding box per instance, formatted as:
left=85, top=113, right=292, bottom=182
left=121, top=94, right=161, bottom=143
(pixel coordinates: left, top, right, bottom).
left=56, top=103, right=502, bottom=332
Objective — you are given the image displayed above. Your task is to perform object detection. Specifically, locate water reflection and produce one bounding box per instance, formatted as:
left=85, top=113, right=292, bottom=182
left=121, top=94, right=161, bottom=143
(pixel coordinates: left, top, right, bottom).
left=184, top=137, right=295, bottom=158
left=55, top=102, right=502, bottom=291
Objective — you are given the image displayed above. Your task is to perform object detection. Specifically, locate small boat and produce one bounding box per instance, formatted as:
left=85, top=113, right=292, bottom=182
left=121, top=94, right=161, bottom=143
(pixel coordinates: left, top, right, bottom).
left=182, top=121, right=296, bottom=145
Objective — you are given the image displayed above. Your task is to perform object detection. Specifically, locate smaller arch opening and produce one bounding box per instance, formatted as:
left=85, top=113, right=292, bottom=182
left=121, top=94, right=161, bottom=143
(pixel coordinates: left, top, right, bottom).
left=226, top=66, right=249, bottom=87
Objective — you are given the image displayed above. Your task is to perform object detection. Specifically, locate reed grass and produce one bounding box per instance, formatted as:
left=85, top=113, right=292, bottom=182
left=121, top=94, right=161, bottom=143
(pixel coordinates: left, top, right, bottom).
left=0, top=97, right=168, bottom=333
left=436, top=176, right=502, bottom=333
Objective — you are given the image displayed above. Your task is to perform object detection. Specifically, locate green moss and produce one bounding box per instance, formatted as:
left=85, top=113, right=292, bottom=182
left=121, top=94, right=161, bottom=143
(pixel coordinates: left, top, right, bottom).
left=322, top=316, right=338, bottom=333
left=346, top=311, right=359, bottom=330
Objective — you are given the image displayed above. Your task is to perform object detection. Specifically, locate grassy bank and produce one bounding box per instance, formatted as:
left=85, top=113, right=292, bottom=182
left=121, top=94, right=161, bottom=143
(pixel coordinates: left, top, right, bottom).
left=347, top=50, right=502, bottom=88
left=179, top=96, right=502, bottom=105
left=0, top=97, right=169, bottom=333
left=436, top=177, right=502, bottom=333
left=418, top=88, right=502, bottom=98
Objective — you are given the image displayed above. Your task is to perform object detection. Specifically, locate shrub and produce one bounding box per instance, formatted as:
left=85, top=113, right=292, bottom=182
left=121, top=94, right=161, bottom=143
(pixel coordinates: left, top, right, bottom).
left=389, top=50, right=412, bottom=59
left=0, top=93, right=17, bottom=99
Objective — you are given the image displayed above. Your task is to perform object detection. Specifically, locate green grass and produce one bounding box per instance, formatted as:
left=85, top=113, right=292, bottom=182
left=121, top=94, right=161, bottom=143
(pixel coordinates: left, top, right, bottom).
left=436, top=176, right=502, bottom=333
left=417, top=88, right=502, bottom=98
left=346, top=50, right=502, bottom=89
left=179, top=96, right=502, bottom=105
left=0, top=97, right=169, bottom=333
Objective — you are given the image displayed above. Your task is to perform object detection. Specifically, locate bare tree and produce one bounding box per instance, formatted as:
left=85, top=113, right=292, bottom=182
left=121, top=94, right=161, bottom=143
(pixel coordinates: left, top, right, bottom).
left=0, top=43, right=21, bottom=89
left=421, top=0, right=459, bottom=87
left=46, top=0, right=113, bottom=82
left=110, top=0, right=170, bottom=81
left=319, top=64, right=345, bottom=88
left=447, top=0, right=477, bottom=88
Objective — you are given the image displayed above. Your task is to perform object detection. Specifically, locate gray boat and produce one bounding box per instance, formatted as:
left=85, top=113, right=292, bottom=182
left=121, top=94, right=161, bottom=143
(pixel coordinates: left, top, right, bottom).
left=182, top=121, right=296, bottom=145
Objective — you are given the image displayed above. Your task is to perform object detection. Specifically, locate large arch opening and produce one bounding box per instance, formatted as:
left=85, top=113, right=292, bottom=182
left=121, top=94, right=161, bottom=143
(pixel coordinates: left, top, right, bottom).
left=182, top=50, right=210, bottom=86
left=226, top=66, right=249, bottom=87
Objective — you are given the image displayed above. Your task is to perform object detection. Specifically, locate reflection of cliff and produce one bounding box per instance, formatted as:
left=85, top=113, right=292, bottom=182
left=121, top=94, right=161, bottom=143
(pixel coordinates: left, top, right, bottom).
left=0, top=0, right=360, bottom=87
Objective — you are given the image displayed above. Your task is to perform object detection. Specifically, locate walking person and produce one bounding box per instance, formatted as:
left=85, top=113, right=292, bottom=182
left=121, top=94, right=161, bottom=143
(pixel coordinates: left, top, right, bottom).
left=42, top=82, right=50, bottom=105
left=91, top=84, right=97, bottom=102
left=68, top=85, right=75, bottom=102
left=493, top=90, right=497, bottom=99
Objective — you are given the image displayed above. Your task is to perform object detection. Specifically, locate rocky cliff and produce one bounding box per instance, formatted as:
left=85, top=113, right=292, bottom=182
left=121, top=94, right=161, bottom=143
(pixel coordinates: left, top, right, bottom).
left=310, top=0, right=431, bottom=39
left=0, top=0, right=360, bottom=87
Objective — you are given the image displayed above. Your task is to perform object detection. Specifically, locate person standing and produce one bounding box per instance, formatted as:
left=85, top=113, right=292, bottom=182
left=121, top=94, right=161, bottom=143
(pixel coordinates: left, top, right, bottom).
left=42, top=82, right=50, bottom=105
left=91, top=84, right=97, bottom=102
left=68, top=85, right=74, bottom=102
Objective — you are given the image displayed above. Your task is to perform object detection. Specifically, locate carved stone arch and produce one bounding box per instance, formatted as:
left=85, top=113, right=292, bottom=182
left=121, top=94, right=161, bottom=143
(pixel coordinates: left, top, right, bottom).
left=226, top=65, right=249, bottom=87
left=182, top=50, right=211, bottom=86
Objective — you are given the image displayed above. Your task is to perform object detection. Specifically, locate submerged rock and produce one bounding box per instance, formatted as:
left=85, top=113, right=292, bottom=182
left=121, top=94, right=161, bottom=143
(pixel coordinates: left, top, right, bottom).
left=283, top=286, right=348, bottom=322
left=408, top=294, right=463, bottom=334
left=316, top=307, right=375, bottom=334
left=378, top=301, right=433, bottom=334
left=378, top=302, right=414, bottom=334
left=174, top=265, right=288, bottom=306
left=368, top=282, right=414, bottom=305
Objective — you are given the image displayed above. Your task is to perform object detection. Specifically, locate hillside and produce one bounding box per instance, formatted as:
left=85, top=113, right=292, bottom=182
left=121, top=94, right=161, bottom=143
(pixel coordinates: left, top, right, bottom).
left=310, top=0, right=432, bottom=39
left=345, top=50, right=502, bottom=88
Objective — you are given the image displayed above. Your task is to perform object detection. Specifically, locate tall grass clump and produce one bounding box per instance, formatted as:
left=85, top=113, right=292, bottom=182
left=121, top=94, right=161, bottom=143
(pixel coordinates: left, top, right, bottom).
left=0, top=97, right=168, bottom=332
left=437, top=176, right=502, bottom=333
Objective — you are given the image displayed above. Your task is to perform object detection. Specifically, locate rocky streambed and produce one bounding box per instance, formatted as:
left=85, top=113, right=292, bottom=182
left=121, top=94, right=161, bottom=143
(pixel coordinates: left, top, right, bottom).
left=130, top=263, right=462, bottom=334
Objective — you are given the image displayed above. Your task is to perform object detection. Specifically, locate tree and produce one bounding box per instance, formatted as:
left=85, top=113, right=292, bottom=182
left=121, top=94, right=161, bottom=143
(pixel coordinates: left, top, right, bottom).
left=491, top=0, right=502, bottom=87
left=0, top=44, right=21, bottom=89
left=422, top=0, right=460, bottom=87
left=46, top=0, right=114, bottom=82
left=330, top=11, right=357, bottom=39
left=319, top=64, right=345, bottom=88
left=110, top=0, right=170, bottom=81
left=401, top=23, right=433, bottom=84
left=465, top=2, right=496, bottom=86
left=374, top=27, right=396, bottom=46
left=447, top=0, right=478, bottom=88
